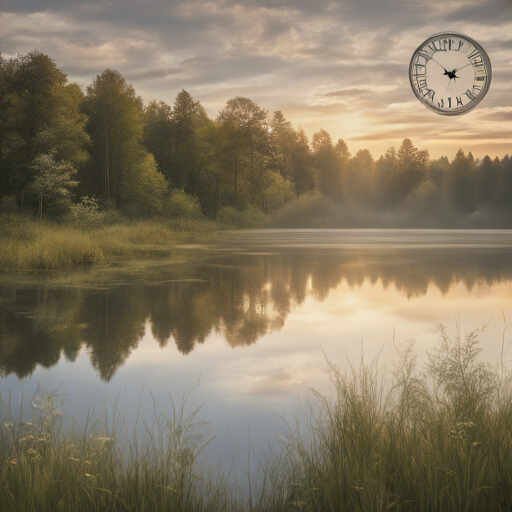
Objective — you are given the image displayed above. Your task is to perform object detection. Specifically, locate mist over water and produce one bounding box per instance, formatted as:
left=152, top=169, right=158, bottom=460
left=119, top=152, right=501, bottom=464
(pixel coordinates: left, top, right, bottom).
left=2, top=229, right=512, bottom=465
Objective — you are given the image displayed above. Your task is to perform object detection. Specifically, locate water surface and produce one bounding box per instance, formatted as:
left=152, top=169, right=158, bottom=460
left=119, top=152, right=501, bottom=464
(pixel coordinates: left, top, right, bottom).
left=2, top=229, right=512, bottom=463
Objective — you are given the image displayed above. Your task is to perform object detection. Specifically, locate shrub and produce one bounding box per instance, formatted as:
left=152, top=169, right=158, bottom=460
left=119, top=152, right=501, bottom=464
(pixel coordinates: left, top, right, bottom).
left=67, top=196, right=105, bottom=227
left=216, top=205, right=268, bottom=228
left=165, top=189, right=202, bottom=219
left=271, top=191, right=325, bottom=227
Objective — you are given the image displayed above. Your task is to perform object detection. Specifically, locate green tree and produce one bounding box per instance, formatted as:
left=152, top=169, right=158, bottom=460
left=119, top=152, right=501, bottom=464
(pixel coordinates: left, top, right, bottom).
left=27, top=153, right=78, bottom=219
left=142, top=100, right=174, bottom=183
left=121, top=152, right=167, bottom=218
left=217, top=97, right=270, bottom=207
left=291, top=127, right=314, bottom=195
left=82, top=69, right=143, bottom=202
left=172, top=90, right=208, bottom=193
left=0, top=51, right=88, bottom=206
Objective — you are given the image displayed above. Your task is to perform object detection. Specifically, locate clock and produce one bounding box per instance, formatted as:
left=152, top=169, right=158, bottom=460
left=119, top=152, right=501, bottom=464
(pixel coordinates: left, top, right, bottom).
left=409, top=32, right=492, bottom=115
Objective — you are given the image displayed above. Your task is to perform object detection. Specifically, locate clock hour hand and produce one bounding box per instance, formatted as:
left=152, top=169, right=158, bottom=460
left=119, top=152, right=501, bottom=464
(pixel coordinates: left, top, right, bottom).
left=429, top=57, right=449, bottom=73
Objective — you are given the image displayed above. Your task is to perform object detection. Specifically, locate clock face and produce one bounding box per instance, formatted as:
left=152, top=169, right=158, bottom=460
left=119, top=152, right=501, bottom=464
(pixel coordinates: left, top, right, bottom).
left=409, top=32, right=492, bottom=116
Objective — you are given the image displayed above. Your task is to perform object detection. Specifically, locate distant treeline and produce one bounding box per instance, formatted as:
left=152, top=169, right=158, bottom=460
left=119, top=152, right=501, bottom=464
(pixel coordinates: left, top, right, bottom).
left=1, top=50, right=511, bottom=226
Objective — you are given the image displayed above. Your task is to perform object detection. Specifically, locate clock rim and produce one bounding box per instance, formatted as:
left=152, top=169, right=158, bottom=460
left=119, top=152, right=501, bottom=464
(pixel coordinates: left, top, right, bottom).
left=409, top=31, right=492, bottom=116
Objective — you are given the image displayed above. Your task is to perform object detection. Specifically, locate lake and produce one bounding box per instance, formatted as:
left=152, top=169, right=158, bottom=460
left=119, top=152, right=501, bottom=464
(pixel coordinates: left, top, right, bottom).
left=2, top=229, right=512, bottom=471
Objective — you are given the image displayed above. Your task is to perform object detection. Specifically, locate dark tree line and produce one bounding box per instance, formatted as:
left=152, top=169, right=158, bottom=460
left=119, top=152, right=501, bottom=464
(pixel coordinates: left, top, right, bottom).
left=1, top=51, right=511, bottom=224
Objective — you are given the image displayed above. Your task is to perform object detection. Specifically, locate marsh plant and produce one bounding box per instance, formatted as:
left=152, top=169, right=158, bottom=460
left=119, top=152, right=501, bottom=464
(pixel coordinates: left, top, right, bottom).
left=2, top=324, right=512, bottom=511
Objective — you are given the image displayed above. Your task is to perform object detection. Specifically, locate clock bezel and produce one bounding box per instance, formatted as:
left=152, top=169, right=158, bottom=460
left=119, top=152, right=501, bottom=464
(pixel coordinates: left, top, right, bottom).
left=409, top=31, right=492, bottom=116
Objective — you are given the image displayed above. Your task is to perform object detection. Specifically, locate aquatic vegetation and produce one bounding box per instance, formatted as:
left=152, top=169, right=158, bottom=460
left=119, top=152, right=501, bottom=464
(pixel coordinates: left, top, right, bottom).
left=0, top=215, right=216, bottom=271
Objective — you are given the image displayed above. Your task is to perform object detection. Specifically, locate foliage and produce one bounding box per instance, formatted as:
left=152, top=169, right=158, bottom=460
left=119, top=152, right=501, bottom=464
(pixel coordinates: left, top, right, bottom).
left=0, top=51, right=89, bottom=204
left=27, top=153, right=78, bottom=219
left=165, top=188, right=202, bottom=219
left=271, top=191, right=325, bottom=227
left=216, top=205, right=268, bottom=228
left=120, top=152, right=167, bottom=218
left=3, top=50, right=512, bottom=228
left=67, top=196, right=105, bottom=227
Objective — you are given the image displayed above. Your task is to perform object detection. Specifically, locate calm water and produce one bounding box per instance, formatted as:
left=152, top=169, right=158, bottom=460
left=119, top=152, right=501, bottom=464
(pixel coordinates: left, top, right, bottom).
left=2, top=229, right=512, bottom=464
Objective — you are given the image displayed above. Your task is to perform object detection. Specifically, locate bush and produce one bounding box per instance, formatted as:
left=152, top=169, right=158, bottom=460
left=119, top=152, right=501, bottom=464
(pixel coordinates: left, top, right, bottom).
left=216, top=205, right=268, bottom=228
left=67, top=196, right=105, bottom=227
left=271, top=191, right=326, bottom=227
left=165, top=189, right=202, bottom=220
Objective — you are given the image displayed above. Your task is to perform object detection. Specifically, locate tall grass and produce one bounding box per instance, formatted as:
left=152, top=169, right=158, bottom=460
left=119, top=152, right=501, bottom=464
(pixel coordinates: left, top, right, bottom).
left=270, top=325, right=512, bottom=512
left=2, top=325, right=512, bottom=511
left=0, top=382, right=241, bottom=512
left=0, top=215, right=215, bottom=271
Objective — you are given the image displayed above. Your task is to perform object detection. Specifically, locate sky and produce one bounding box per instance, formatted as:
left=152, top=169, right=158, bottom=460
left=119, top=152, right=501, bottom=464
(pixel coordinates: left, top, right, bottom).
left=1, top=0, right=512, bottom=160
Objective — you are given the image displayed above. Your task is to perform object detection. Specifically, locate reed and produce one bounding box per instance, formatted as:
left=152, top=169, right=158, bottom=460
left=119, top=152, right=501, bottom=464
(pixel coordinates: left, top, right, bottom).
left=2, top=325, right=512, bottom=511
left=0, top=216, right=215, bottom=271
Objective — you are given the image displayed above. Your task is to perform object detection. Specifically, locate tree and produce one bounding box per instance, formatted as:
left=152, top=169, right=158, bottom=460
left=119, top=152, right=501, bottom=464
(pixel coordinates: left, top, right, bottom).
left=474, top=155, right=499, bottom=209
left=0, top=51, right=88, bottom=205
left=217, top=97, right=270, bottom=207
left=312, top=129, right=346, bottom=201
left=120, top=152, right=167, bottom=218
left=445, top=149, right=475, bottom=214
left=27, top=153, right=78, bottom=219
left=142, top=100, right=174, bottom=183
left=172, top=90, right=208, bottom=193
left=82, top=69, right=144, bottom=202
left=291, top=128, right=314, bottom=195
left=394, top=138, right=429, bottom=203
left=346, top=149, right=375, bottom=205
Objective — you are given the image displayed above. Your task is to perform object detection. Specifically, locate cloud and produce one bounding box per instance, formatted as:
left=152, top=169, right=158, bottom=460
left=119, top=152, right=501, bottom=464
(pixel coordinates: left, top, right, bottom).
left=1, top=0, right=511, bottom=158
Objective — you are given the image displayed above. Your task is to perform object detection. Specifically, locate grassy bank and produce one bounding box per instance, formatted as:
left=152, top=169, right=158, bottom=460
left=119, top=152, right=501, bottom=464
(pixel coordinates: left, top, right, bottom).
left=2, top=326, right=512, bottom=511
left=0, top=215, right=217, bottom=271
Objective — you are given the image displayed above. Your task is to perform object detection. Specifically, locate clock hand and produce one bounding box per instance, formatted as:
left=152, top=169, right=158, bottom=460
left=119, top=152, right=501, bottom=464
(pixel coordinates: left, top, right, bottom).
left=429, top=57, right=449, bottom=73
left=453, top=63, right=472, bottom=73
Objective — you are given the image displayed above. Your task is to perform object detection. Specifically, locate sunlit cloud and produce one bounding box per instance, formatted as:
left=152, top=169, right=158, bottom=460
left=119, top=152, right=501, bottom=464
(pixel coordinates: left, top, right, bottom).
left=1, top=0, right=511, bottom=158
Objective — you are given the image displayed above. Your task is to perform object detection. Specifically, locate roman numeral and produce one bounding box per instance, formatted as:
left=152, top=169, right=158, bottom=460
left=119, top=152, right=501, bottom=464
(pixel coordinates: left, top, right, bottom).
left=428, top=40, right=443, bottom=52
left=456, top=96, right=463, bottom=106
left=465, top=89, right=476, bottom=101
left=468, top=48, right=480, bottom=59
left=417, top=78, right=427, bottom=91
left=475, top=76, right=485, bottom=81
left=472, top=57, right=484, bottom=68
left=448, top=97, right=452, bottom=108
left=423, top=89, right=435, bottom=102
left=473, top=85, right=482, bottom=93
left=457, top=41, right=465, bottom=51
left=438, top=99, right=444, bottom=108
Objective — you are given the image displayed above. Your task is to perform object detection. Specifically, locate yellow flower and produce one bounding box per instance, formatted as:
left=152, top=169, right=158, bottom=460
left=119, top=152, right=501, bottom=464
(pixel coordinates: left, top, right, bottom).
left=84, top=473, right=95, bottom=479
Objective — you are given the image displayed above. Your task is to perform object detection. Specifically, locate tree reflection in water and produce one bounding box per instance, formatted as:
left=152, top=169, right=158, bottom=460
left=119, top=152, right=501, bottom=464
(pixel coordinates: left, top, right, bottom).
left=1, top=248, right=512, bottom=381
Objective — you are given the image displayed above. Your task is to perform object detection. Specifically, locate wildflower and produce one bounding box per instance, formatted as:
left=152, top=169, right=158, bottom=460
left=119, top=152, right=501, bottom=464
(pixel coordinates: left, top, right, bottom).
left=84, top=473, right=95, bottom=479
left=472, top=441, right=482, bottom=447
left=9, top=459, right=17, bottom=465
left=4, top=423, right=14, bottom=431
left=27, top=448, right=38, bottom=455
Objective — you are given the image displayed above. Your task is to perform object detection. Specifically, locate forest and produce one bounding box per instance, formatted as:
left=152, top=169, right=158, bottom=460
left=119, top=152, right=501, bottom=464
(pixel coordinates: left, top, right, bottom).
left=1, top=50, right=512, bottom=228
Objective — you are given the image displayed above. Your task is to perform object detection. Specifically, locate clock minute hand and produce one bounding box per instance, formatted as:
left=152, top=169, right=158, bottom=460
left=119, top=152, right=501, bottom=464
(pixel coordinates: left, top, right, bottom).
left=429, top=57, right=449, bottom=73
left=453, top=63, right=472, bottom=73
